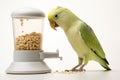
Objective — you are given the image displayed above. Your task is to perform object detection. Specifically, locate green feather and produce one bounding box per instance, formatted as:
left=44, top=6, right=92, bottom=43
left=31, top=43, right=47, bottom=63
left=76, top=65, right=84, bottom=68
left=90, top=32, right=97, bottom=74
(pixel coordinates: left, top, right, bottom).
left=79, top=22, right=111, bottom=70
left=80, top=22, right=105, bottom=59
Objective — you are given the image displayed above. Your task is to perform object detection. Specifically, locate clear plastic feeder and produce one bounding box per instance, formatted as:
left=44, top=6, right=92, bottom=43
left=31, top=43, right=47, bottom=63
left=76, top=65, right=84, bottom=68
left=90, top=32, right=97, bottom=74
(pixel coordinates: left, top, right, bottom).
left=6, top=8, right=61, bottom=74
left=12, top=8, right=45, bottom=50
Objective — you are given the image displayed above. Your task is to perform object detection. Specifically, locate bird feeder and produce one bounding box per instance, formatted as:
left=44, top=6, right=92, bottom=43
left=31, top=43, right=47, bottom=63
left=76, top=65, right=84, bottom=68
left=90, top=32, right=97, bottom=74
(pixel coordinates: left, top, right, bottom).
left=6, top=8, right=61, bottom=74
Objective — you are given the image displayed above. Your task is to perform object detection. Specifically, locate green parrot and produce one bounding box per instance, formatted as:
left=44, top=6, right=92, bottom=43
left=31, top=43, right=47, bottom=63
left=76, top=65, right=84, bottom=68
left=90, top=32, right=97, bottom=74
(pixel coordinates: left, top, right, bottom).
left=48, top=6, right=111, bottom=71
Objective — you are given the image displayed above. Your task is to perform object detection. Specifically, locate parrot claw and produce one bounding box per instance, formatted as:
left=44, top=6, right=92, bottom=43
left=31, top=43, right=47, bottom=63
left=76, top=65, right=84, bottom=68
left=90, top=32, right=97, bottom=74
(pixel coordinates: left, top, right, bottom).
left=71, top=64, right=80, bottom=70
left=78, top=64, right=86, bottom=72
left=65, top=69, right=85, bottom=72
left=65, top=64, right=86, bottom=72
left=72, top=68, right=86, bottom=72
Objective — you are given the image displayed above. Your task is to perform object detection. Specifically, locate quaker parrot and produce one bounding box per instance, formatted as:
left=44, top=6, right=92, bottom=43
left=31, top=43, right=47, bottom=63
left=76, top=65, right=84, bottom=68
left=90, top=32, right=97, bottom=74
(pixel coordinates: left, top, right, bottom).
left=48, top=6, right=111, bottom=71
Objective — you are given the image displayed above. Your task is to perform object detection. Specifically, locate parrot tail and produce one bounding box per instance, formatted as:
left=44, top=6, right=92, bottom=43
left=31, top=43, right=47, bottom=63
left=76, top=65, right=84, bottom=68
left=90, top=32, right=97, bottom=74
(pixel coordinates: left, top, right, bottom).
left=101, top=64, right=111, bottom=71
left=100, top=58, right=111, bottom=70
left=90, top=53, right=111, bottom=71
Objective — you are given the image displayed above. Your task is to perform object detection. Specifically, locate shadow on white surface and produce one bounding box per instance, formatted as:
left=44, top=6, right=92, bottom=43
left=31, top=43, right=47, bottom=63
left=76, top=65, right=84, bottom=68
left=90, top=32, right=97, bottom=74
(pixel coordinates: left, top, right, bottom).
left=1, top=70, right=120, bottom=80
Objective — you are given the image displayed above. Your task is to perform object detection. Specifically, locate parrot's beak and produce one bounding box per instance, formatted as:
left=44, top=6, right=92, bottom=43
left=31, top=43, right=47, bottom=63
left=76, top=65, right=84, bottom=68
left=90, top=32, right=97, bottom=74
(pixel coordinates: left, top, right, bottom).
left=49, top=20, right=59, bottom=30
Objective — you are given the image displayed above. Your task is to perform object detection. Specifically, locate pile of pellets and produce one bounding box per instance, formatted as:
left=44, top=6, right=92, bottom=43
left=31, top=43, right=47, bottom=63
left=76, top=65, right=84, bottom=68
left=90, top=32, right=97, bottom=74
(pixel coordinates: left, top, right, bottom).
left=15, top=32, right=42, bottom=50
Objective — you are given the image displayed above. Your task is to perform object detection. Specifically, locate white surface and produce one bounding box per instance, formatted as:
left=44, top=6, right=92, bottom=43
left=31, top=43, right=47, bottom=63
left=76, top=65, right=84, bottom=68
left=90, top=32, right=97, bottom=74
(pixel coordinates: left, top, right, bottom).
left=0, top=71, right=120, bottom=80
left=0, top=0, right=120, bottom=74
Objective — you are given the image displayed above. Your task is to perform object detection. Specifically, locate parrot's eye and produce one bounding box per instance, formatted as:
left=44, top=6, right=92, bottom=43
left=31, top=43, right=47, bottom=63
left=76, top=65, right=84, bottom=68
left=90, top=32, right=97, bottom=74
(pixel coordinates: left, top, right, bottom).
left=54, top=14, right=58, bottom=18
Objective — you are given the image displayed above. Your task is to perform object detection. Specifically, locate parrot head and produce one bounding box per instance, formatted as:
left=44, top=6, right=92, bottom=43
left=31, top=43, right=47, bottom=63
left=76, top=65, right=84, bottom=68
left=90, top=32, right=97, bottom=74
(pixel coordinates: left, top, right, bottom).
left=48, top=6, right=79, bottom=31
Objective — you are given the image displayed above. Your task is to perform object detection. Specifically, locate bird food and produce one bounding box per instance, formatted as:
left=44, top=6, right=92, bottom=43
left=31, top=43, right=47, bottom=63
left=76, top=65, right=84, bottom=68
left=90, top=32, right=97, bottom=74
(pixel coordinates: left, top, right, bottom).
left=15, top=32, right=42, bottom=50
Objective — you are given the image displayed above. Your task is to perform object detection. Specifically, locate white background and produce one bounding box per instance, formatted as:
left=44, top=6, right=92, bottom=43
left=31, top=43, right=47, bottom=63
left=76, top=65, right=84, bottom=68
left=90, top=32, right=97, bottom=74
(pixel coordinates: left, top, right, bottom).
left=0, top=0, right=120, bottom=74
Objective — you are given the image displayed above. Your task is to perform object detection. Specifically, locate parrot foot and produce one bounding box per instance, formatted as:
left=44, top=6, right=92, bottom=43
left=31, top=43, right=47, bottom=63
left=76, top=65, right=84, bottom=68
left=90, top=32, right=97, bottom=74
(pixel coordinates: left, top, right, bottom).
left=65, top=69, right=85, bottom=72
left=72, top=64, right=86, bottom=72
left=78, top=64, right=86, bottom=72
left=65, top=64, right=85, bottom=72
left=71, top=68, right=85, bottom=72
left=71, top=64, right=80, bottom=71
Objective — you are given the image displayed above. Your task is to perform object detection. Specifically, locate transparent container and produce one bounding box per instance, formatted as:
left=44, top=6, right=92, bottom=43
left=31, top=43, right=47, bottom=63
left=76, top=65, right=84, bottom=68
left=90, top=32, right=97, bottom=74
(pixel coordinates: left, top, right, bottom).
left=12, top=8, right=45, bottom=50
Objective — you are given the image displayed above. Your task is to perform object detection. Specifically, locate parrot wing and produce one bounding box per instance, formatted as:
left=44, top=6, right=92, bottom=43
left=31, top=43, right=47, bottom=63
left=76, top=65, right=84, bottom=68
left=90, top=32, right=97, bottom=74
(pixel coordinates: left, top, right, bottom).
left=79, top=22, right=109, bottom=64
